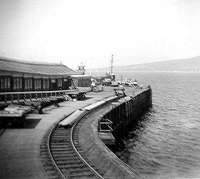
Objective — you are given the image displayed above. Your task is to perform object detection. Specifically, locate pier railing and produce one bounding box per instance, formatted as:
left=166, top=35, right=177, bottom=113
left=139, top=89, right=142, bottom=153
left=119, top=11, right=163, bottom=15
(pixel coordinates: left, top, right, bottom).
left=98, top=118, right=113, bottom=133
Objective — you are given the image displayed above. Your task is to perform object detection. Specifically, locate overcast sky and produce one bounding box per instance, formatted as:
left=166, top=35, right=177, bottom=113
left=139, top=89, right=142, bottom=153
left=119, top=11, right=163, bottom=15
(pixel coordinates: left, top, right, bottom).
left=0, top=0, right=199, bottom=69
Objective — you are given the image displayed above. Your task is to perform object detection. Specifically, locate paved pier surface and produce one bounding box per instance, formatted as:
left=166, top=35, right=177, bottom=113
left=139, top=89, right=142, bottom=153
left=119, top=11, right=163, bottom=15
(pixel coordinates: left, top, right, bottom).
left=0, top=87, right=116, bottom=179
left=78, top=87, right=151, bottom=179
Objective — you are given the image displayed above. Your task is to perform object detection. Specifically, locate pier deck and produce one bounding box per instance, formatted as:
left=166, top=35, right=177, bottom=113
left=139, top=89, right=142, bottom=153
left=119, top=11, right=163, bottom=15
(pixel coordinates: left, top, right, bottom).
left=0, top=88, right=114, bottom=179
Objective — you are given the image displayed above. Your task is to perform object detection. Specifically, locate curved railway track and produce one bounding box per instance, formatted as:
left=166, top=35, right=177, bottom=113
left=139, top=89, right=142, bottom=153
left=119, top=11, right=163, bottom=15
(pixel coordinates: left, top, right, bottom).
left=41, top=112, right=105, bottom=179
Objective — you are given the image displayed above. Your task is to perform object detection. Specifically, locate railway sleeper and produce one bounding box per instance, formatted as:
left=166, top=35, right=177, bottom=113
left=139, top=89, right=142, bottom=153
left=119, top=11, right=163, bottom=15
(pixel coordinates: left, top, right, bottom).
left=43, top=161, right=56, bottom=167
left=51, top=134, right=69, bottom=137
left=51, top=136, right=69, bottom=138
left=52, top=130, right=69, bottom=133
left=40, top=148, right=49, bottom=153
left=68, top=168, right=92, bottom=173
left=50, top=147, right=74, bottom=151
left=54, top=156, right=79, bottom=160
left=58, top=163, right=88, bottom=169
left=68, top=172, right=95, bottom=178
left=50, top=144, right=72, bottom=147
left=51, top=134, right=67, bottom=136
left=50, top=146, right=72, bottom=150
left=43, top=165, right=55, bottom=171
left=56, top=160, right=83, bottom=165
left=51, top=139, right=70, bottom=143
left=53, top=128, right=69, bottom=132
left=45, top=170, right=60, bottom=177
left=54, top=157, right=82, bottom=162
left=40, top=145, right=48, bottom=149
left=45, top=176, right=61, bottom=179
left=51, top=136, right=69, bottom=139
left=69, top=170, right=95, bottom=177
left=52, top=152, right=77, bottom=157
left=40, top=154, right=50, bottom=159
left=52, top=151, right=76, bottom=155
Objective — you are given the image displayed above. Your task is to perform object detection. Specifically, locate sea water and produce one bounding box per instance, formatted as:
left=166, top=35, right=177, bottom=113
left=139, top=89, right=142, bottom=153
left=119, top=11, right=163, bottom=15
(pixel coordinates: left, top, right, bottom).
left=116, top=72, right=200, bottom=179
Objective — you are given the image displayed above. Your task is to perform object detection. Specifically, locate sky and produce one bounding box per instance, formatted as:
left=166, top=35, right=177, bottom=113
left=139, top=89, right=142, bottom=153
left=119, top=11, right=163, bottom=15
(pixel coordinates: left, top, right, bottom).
left=0, top=0, right=200, bottom=69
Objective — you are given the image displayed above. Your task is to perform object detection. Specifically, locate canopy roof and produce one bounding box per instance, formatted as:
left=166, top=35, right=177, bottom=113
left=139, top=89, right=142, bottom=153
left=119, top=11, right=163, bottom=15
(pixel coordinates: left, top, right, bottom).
left=0, top=57, right=77, bottom=76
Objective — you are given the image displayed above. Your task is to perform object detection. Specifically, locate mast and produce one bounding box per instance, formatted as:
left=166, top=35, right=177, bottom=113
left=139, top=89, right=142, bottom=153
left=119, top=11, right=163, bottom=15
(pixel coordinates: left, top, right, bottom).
left=111, top=54, right=114, bottom=74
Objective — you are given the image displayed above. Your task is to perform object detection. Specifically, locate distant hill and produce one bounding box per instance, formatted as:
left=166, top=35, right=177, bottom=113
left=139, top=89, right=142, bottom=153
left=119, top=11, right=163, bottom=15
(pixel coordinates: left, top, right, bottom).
left=88, top=56, right=200, bottom=74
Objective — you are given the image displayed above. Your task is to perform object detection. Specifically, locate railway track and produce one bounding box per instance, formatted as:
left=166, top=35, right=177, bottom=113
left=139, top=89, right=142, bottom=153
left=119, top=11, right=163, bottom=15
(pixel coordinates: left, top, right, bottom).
left=41, top=113, right=105, bottom=179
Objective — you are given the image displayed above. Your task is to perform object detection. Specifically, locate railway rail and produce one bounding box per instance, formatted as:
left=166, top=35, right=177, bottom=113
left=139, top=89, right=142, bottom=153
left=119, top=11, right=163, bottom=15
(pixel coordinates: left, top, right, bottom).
left=41, top=96, right=118, bottom=179
left=40, top=105, right=108, bottom=179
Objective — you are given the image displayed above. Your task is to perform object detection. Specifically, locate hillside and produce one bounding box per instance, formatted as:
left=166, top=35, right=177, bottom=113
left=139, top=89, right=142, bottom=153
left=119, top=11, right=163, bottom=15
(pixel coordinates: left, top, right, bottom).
left=89, top=56, right=200, bottom=74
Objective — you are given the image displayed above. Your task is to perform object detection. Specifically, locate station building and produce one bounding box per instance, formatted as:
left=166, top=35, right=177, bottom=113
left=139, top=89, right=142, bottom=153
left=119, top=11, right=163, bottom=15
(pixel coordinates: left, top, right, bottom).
left=0, top=57, right=78, bottom=92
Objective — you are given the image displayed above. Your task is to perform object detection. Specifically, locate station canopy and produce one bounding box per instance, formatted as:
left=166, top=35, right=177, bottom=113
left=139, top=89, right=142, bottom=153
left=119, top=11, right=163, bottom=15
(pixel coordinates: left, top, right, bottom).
left=0, top=57, right=78, bottom=77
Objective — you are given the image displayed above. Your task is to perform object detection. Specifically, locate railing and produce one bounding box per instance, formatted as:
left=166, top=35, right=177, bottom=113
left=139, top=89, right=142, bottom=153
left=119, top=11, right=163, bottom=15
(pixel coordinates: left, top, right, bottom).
left=113, top=88, right=126, bottom=96
left=98, top=118, right=113, bottom=133
left=0, top=89, right=79, bottom=104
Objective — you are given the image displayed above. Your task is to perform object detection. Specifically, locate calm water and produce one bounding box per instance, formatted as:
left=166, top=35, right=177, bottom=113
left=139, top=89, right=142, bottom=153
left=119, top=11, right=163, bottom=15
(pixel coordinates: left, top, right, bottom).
left=116, top=72, right=200, bottom=179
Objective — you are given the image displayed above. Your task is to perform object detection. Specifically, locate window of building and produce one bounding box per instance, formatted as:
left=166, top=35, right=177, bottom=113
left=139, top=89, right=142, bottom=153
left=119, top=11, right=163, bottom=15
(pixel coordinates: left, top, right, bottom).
left=57, top=79, right=62, bottom=88
left=43, top=79, right=49, bottom=90
left=13, top=77, right=22, bottom=90
left=24, top=78, right=33, bottom=90
left=34, top=79, right=41, bottom=90
left=0, top=77, right=11, bottom=90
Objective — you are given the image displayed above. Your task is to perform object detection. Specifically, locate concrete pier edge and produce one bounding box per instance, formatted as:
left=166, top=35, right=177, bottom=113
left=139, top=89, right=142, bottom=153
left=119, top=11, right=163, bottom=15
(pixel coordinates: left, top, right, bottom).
left=78, top=88, right=152, bottom=179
